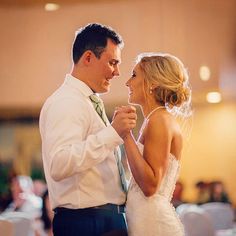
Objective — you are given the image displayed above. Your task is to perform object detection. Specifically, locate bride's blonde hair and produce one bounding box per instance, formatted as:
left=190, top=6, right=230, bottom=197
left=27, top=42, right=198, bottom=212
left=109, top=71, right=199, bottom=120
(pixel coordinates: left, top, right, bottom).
left=136, top=52, right=192, bottom=117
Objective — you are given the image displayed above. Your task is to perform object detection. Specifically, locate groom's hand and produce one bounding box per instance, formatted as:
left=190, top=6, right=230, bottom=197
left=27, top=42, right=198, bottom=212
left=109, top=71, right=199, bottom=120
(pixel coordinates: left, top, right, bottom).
left=112, top=105, right=137, bottom=139
left=113, top=105, right=136, bottom=118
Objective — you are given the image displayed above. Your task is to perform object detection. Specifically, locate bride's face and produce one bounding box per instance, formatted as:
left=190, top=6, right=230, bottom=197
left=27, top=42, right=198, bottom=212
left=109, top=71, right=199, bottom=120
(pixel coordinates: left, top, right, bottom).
left=126, top=63, right=146, bottom=105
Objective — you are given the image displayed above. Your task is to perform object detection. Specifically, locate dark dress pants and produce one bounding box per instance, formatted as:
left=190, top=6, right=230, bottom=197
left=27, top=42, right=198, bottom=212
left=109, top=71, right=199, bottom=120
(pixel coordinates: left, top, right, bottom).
left=53, top=208, right=128, bottom=236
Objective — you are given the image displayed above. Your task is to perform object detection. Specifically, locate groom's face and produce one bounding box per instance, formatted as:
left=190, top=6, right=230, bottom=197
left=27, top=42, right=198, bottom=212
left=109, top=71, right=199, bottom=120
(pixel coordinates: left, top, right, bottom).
left=88, top=39, right=122, bottom=94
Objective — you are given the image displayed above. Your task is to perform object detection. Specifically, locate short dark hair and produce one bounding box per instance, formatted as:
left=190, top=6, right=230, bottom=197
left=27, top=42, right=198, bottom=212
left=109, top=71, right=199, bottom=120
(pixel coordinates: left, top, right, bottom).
left=72, top=23, right=123, bottom=64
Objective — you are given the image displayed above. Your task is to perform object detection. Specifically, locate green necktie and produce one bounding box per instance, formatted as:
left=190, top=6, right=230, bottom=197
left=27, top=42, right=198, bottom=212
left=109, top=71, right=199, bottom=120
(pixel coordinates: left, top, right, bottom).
left=89, top=94, right=128, bottom=193
left=114, top=146, right=128, bottom=193
left=89, top=94, right=107, bottom=125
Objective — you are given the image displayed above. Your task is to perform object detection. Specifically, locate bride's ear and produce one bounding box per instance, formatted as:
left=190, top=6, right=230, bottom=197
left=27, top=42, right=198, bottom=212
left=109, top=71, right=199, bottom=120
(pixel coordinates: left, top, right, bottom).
left=149, top=83, right=158, bottom=94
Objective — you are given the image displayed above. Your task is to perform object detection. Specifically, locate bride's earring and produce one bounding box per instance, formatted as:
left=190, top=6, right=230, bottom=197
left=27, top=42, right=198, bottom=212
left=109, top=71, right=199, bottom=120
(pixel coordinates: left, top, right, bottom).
left=150, top=87, right=153, bottom=94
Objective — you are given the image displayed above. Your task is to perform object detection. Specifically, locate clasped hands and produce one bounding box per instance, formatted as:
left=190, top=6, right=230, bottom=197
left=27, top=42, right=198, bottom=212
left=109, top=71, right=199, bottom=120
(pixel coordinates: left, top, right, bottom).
left=111, top=105, right=137, bottom=139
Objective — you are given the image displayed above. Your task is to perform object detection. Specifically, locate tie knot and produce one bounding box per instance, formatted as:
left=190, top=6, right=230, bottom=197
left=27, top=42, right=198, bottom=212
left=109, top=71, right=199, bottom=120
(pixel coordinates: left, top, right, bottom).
left=89, top=94, right=107, bottom=125
left=89, top=94, right=102, bottom=105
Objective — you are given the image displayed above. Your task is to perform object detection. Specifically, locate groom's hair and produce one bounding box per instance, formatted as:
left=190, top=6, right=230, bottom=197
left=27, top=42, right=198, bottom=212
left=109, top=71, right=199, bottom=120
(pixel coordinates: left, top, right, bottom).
left=72, top=23, right=123, bottom=64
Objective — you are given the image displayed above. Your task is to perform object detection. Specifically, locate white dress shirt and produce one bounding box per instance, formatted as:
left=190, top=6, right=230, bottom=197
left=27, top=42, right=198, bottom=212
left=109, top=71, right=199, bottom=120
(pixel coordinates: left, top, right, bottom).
left=39, top=74, right=126, bottom=210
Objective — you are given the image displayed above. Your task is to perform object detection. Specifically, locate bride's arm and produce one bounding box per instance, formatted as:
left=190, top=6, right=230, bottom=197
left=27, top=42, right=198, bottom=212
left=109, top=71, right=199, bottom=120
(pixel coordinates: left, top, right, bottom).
left=124, top=115, right=172, bottom=197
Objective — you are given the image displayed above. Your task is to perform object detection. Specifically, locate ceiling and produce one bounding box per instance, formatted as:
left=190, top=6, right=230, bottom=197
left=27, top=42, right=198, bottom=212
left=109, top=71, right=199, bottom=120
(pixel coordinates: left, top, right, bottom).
left=0, top=0, right=117, bottom=6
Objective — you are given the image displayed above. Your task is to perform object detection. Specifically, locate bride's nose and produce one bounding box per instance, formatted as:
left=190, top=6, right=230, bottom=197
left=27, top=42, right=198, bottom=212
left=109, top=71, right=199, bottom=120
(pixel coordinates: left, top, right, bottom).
left=126, top=79, right=130, bottom=87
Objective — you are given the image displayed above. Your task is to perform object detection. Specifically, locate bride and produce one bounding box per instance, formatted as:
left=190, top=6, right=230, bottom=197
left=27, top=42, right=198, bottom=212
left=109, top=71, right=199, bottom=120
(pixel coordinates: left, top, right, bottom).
left=122, top=53, right=191, bottom=236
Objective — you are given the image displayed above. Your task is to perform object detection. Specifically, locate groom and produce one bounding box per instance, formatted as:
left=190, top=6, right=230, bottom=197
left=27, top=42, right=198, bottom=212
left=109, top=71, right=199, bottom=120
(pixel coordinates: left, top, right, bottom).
left=39, top=23, right=136, bottom=236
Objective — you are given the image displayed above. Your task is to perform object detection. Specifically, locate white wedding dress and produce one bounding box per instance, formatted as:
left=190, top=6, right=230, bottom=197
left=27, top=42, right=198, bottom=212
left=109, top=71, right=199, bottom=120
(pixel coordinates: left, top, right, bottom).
left=126, top=142, right=184, bottom=236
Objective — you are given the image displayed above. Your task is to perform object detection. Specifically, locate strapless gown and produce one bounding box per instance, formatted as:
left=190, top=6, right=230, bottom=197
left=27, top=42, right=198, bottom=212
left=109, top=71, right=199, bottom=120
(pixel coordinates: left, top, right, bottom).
left=126, top=142, right=184, bottom=236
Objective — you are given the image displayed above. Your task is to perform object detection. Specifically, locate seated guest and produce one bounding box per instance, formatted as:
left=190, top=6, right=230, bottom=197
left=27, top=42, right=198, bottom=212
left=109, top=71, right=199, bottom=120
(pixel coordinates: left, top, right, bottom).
left=208, top=181, right=231, bottom=204
left=195, top=181, right=210, bottom=205
left=33, top=179, right=47, bottom=197
left=34, top=190, right=53, bottom=236
left=172, top=181, right=185, bottom=208
left=3, top=175, right=42, bottom=218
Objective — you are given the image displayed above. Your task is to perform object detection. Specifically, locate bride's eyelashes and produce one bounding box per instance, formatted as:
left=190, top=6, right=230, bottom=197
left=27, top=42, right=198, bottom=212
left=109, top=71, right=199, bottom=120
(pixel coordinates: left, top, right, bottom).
left=131, top=72, right=136, bottom=78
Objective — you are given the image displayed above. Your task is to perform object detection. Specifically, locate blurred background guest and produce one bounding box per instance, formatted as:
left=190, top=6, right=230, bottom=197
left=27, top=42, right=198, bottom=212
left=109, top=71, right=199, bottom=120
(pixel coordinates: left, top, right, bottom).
left=172, top=181, right=185, bottom=208
left=208, top=180, right=231, bottom=204
left=34, top=190, right=53, bottom=236
left=195, top=181, right=210, bottom=205
left=33, top=179, right=47, bottom=198
left=3, top=174, right=42, bottom=219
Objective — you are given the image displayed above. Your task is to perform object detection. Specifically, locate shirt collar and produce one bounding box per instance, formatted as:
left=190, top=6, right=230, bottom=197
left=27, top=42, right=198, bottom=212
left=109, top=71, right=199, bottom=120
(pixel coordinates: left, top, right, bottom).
left=65, top=74, right=94, bottom=97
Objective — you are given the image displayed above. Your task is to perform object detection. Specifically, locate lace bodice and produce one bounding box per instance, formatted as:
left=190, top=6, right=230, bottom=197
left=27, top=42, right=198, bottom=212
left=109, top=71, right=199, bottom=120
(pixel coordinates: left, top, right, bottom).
left=126, top=142, right=184, bottom=236
left=158, top=154, right=180, bottom=201
left=129, top=142, right=180, bottom=201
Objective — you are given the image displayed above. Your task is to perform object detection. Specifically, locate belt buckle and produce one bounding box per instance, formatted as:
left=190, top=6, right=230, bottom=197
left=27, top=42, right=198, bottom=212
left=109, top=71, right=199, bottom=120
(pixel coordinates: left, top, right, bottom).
left=117, top=205, right=124, bottom=213
left=117, top=205, right=121, bottom=214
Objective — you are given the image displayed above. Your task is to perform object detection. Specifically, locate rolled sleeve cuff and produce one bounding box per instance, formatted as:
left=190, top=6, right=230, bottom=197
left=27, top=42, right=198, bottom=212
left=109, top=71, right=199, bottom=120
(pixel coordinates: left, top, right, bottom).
left=97, top=125, right=123, bottom=149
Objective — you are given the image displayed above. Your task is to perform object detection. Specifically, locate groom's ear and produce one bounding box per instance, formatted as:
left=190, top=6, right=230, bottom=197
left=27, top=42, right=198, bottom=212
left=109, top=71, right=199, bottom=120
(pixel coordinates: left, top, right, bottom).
left=82, top=51, right=93, bottom=66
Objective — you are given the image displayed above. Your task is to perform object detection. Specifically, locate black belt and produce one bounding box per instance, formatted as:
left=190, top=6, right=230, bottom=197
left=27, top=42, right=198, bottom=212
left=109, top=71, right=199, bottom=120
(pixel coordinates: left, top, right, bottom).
left=54, top=203, right=125, bottom=214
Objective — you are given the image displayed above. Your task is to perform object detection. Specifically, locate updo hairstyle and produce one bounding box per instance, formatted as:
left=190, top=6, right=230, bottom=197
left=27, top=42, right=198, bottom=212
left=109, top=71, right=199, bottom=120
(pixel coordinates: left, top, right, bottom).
left=137, top=53, right=192, bottom=116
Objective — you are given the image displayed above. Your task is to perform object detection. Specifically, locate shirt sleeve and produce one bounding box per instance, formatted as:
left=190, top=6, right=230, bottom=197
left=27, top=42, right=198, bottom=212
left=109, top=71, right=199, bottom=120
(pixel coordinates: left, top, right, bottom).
left=40, top=97, right=123, bottom=182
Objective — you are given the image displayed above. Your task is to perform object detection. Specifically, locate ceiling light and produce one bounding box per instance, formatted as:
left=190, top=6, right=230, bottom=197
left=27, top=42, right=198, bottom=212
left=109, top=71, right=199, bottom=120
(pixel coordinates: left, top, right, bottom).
left=206, top=92, right=222, bottom=103
left=199, top=66, right=211, bottom=81
left=45, top=3, right=60, bottom=11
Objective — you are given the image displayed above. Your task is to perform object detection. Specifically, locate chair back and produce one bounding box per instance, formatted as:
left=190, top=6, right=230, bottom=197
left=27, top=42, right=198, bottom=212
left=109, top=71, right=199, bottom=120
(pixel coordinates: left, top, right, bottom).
left=0, top=218, right=14, bottom=236
left=1, top=212, right=34, bottom=236
left=178, top=204, right=215, bottom=236
left=176, top=203, right=198, bottom=215
left=200, top=202, right=234, bottom=230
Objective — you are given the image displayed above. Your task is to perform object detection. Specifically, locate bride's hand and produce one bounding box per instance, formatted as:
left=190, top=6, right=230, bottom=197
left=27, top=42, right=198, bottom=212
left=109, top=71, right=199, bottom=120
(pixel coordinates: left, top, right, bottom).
left=111, top=105, right=137, bottom=139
